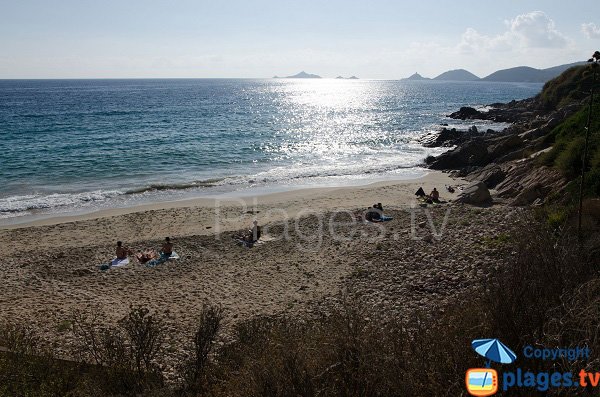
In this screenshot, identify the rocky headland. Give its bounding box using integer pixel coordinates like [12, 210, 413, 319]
[423, 63, 598, 206]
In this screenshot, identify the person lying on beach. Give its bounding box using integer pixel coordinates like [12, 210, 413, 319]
[136, 249, 157, 264]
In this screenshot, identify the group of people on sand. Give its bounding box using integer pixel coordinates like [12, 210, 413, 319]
[415, 186, 441, 204]
[113, 237, 174, 265]
[107, 219, 263, 269]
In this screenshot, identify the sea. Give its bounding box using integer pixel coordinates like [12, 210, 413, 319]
[0, 78, 543, 224]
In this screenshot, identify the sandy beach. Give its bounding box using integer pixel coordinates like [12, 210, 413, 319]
[0, 171, 522, 372]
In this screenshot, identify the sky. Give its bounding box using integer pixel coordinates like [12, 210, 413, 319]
[0, 0, 599, 79]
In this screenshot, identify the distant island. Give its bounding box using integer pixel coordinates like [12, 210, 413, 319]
[433, 69, 479, 81]
[402, 61, 585, 83]
[335, 76, 359, 80]
[402, 72, 430, 81]
[273, 71, 321, 79]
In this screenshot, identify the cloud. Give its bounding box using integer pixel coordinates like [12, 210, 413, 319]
[581, 22, 600, 38]
[458, 11, 568, 53]
[508, 11, 568, 48]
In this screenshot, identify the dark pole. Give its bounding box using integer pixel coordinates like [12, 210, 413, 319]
[578, 54, 599, 238]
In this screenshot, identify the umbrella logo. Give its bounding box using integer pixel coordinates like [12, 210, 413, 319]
[466, 339, 517, 396]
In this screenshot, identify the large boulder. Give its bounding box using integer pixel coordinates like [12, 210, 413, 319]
[456, 181, 492, 205]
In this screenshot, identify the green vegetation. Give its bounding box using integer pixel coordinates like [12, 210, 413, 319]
[538, 65, 595, 110]
[545, 207, 570, 230]
[481, 233, 511, 247]
[536, 61, 600, 197]
[538, 102, 600, 195]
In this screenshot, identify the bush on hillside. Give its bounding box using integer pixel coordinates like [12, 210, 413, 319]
[539, 65, 595, 110]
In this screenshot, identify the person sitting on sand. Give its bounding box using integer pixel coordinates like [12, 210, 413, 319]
[249, 220, 261, 242]
[116, 241, 131, 260]
[415, 187, 426, 197]
[429, 188, 440, 203]
[161, 237, 173, 258]
[235, 221, 261, 244]
[366, 205, 382, 222]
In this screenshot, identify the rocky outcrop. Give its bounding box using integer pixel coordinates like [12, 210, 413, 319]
[420, 128, 467, 147]
[448, 98, 541, 124]
[426, 138, 489, 170]
[425, 87, 577, 206]
[465, 164, 506, 189]
[456, 181, 492, 205]
[495, 160, 567, 206]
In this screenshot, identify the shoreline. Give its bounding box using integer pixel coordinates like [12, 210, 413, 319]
[1, 171, 461, 231]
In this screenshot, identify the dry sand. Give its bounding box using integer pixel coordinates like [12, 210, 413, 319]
[0, 172, 521, 369]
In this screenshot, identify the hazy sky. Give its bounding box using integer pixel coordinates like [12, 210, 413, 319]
[1, 0, 599, 79]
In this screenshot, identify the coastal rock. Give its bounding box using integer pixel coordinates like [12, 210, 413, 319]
[466, 164, 506, 189]
[426, 138, 488, 170]
[456, 181, 492, 205]
[494, 160, 567, 206]
[448, 106, 482, 120]
[421, 128, 468, 147]
[495, 148, 526, 164]
[487, 135, 524, 161]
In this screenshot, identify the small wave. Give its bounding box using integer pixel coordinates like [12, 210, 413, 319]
[123, 178, 229, 195]
[0, 190, 124, 214]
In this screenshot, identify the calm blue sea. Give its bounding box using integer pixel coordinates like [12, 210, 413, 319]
[0, 78, 542, 223]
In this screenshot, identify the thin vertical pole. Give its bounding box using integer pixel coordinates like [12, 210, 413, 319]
[579, 67, 596, 238]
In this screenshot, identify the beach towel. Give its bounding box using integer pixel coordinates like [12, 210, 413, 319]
[366, 215, 393, 223]
[146, 251, 179, 267]
[111, 257, 129, 267]
[99, 257, 129, 271]
[373, 216, 393, 222]
[235, 238, 256, 248]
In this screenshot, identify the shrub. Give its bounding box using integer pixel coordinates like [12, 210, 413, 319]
[71, 306, 166, 394]
[555, 136, 586, 177]
[180, 305, 224, 394]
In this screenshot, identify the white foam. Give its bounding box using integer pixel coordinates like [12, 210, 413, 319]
[0, 190, 123, 217]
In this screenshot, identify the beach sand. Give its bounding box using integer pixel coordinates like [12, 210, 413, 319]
[0, 171, 521, 372]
